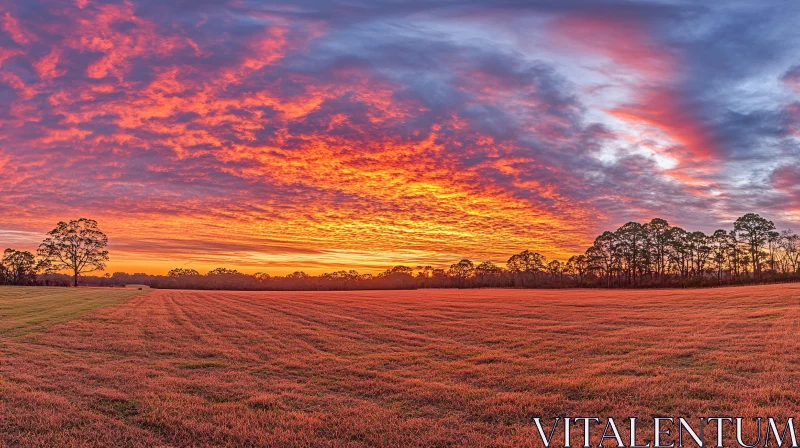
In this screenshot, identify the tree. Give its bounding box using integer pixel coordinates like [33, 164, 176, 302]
[566, 255, 589, 283]
[1, 249, 38, 285]
[448, 259, 474, 278]
[710, 229, 731, 282]
[389, 266, 414, 276]
[734, 213, 776, 279]
[646, 218, 672, 280]
[767, 230, 782, 273]
[208, 267, 241, 276]
[506, 250, 547, 274]
[416, 265, 434, 278]
[546, 260, 563, 280]
[587, 231, 619, 287]
[668, 227, 690, 278]
[778, 231, 800, 274]
[688, 231, 711, 277]
[474, 261, 502, 277]
[727, 230, 743, 279]
[38, 218, 109, 287]
[168, 268, 200, 277]
[616, 222, 645, 285]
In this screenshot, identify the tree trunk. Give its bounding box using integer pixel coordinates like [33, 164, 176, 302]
[73, 271, 78, 287]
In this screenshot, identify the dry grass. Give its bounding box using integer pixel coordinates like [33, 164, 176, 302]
[2, 285, 800, 446]
[0, 286, 143, 337]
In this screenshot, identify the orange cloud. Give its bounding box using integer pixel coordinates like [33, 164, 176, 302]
[1, 1, 771, 275]
[34, 49, 65, 80]
[2, 11, 31, 45]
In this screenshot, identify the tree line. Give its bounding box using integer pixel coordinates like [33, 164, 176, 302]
[3, 214, 800, 290]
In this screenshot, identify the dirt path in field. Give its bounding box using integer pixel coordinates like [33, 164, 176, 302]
[3, 285, 800, 447]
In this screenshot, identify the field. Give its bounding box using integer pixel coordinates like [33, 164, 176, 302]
[2, 285, 800, 447]
[0, 287, 143, 338]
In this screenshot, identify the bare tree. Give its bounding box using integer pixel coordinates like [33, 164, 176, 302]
[37, 218, 109, 287]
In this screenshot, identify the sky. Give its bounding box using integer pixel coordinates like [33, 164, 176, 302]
[1, 0, 799, 275]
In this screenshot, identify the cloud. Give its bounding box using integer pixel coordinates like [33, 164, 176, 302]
[785, 66, 800, 93]
[1, 0, 799, 273]
[772, 165, 800, 193]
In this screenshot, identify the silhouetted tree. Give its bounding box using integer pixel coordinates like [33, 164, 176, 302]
[546, 259, 563, 281]
[710, 229, 731, 282]
[734, 213, 775, 279]
[689, 231, 711, 277]
[617, 222, 645, 285]
[25, 212, 800, 291]
[778, 231, 800, 274]
[506, 250, 546, 274]
[208, 267, 241, 276]
[668, 227, 690, 278]
[168, 268, 200, 277]
[388, 266, 414, 276]
[647, 218, 672, 280]
[587, 231, 618, 287]
[37, 218, 109, 287]
[767, 230, 781, 273]
[566, 255, 589, 283]
[416, 265, 434, 278]
[474, 261, 502, 276]
[448, 259, 474, 278]
[1, 249, 38, 285]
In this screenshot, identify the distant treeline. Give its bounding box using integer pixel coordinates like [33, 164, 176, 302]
[4, 213, 800, 290]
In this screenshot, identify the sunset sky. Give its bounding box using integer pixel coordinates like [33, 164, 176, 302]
[1, 0, 799, 275]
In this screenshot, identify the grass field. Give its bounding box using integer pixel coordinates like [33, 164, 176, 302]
[2, 285, 800, 446]
[0, 287, 143, 337]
